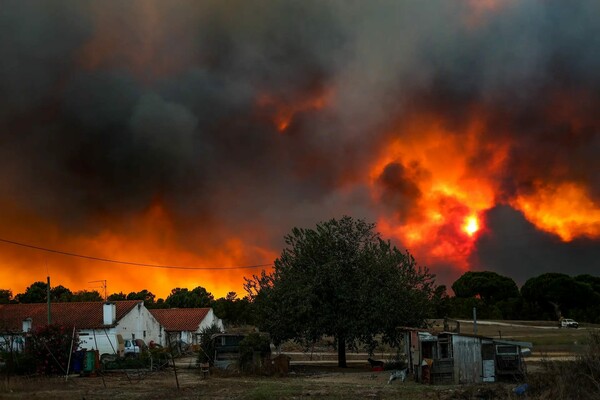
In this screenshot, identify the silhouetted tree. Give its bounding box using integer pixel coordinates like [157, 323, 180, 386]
[246, 216, 435, 368]
[50, 285, 73, 302]
[165, 286, 214, 308]
[15, 281, 48, 303]
[0, 289, 12, 304]
[71, 290, 103, 302]
[107, 292, 127, 301]
[521, 273, 599, 321]
[127, 289, 156, 304]
[213, 292, 254, 326]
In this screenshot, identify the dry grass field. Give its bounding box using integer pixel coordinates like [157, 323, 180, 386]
[0, 366, 521, 400]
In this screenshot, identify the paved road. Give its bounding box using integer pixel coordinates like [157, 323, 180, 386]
[456, 320, 566, 330]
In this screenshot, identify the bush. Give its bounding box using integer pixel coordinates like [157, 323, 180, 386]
[239, 333, 271, 373]
[26, 324, 79, 375]
[529, 331, 600, 399]
[196, 323, 224, 366]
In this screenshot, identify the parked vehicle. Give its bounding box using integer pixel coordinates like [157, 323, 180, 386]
[124, 339, 141, 356]
[560, 318, 579, 328]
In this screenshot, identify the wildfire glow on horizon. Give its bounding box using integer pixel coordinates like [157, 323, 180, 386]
[0, 1, 599, 300]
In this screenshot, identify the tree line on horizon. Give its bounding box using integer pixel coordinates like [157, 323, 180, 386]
[2, 271, 600, 325]
[2, 271, 598, 325]
[0, 282, 251, 326]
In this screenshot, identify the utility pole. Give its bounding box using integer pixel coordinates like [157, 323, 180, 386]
[89, 280, 107, 301]
[47, 276, 51, 324]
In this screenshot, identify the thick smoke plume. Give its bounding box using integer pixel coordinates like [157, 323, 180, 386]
[0, 1, 598, 296]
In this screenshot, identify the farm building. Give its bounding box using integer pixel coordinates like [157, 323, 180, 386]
[149, 307, 224, 349]
[0, 300, 162, 356]
[400, 328, 531, 384]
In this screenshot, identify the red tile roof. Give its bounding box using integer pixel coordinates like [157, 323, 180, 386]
[149, 308, 210, 332]
[0, 301, 140, 332]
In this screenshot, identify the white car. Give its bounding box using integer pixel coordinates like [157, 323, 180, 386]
[560, 318, 579, 329]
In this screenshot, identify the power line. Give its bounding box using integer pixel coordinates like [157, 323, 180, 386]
[0, 238, 273, 271]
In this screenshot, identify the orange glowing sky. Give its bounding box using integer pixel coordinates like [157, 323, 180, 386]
[1, 1, 599, 300]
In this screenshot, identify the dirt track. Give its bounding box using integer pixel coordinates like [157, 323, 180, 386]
[1, 366, 521, 400]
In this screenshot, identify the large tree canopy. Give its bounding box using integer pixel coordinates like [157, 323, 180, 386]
[452, 271, 519, 303]
[521, 273, 600, 321]
[245, 216, 435, 367]
[165, 286, 214, 308]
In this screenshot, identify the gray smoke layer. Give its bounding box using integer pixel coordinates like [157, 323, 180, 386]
[1, 1, 598, 279]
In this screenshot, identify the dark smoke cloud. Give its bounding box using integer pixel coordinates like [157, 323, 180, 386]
[471, 205, 600, 285]
[0, 1, 598, 278]
[377, 161, 429, 222]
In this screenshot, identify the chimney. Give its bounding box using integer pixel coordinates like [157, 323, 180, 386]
[103, 302, 116, 325]
[22, 318, 32, 333]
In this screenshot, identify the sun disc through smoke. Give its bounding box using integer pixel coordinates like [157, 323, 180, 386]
[463, 215, 480, 236]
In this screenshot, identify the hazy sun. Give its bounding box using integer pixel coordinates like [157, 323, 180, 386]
[463, 215, 480, 236]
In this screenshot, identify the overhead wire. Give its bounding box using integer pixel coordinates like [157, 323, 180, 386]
[0, 238, 273, 270]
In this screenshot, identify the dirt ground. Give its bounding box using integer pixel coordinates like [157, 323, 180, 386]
[2, 320, 596, 399]
[0, 365, 522, 400]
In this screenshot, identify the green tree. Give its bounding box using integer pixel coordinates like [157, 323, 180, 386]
[521, 273, 599, 321]
[15, 281, 48, 303]
[165, 286, 214, 308]
[50, 285, 73, 302]
[245, 216, 435, 367]
[451, 271, 521, 319]
[431, 285, 451, 318]
[0, 289, 12, 304]
[452, 271, 519, 303]
[71, 290, 103, 302]
[213, 292, 254, 326]
[108, 292, 127, 301]
[127, 289, 156, 305]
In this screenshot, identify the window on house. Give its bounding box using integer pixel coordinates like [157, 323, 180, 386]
[132, 333, 135, 340]
[143, 331, 146, 338]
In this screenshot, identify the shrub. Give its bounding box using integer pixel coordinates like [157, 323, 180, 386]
[196, 323, 224, 366]
[530, 331, 600, 398]
[239, 333, 271, 373]
[25, 324, 79, 375]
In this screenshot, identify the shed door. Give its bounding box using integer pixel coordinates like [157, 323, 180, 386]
[481, 343, 495, 382]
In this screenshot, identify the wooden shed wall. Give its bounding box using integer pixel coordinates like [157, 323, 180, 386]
[452, 336, 482, 384]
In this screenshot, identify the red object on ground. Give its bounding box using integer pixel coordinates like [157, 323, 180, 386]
[372, 366, 384, 372]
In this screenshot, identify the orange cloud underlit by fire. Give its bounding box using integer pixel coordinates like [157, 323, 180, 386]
[513, 182, 600, 241]
[370, 112, 497, 269]
[370, 107, 599, 270]
[0, 201, 277, 300]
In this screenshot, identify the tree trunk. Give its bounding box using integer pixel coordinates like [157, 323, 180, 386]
[337, 335, 347, 368]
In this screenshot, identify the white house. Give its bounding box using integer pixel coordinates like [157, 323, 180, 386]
[149, 307, 224, 347]
[0, 300, 162, 356]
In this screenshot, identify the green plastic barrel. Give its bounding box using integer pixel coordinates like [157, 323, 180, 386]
[83, 350, 97, 373]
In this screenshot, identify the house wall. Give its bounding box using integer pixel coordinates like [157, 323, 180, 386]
[452, 335, 483, 384]
[190, 308, 224, 345]
[78, 302, 162, 354]
[117, 302, 162, 346]
[197, 309, 224, 332]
